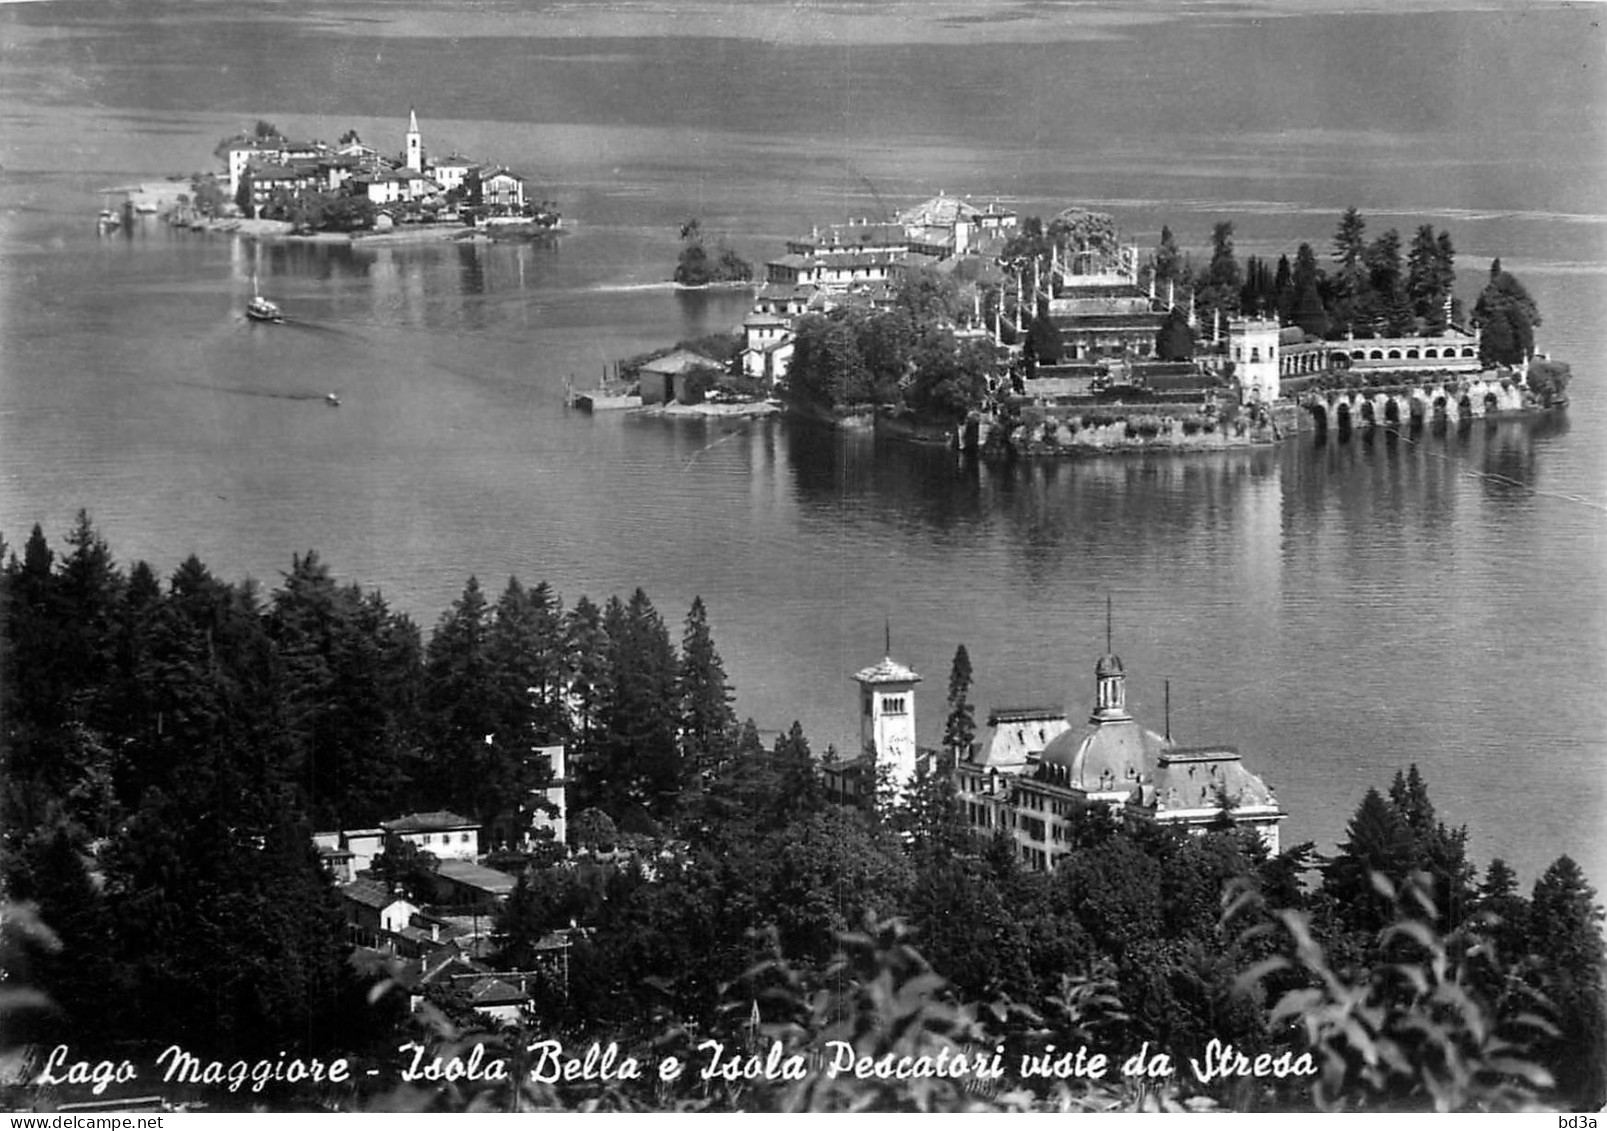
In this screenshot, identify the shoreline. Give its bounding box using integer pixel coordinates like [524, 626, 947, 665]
[167, 216, 566, 247]
[635, 400, 782, 419]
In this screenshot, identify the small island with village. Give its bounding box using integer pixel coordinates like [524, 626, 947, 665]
[110, 109, 559, 244]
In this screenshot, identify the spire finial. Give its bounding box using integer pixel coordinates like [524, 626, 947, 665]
[1105, 594, 1112, 654]
[885, 616, 892, 658]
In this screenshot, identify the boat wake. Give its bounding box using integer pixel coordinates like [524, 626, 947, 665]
[175, 380, 341, 404]
[588, 281, 681, 293]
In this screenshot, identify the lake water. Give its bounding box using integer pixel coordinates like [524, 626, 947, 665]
[1, 0, 1603, 887]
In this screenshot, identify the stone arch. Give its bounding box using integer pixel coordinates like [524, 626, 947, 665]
[1336, 400, 1353, 435]
[1425, 348, 1439, 359]
[1484, 391, 1499, 414]
[1459, 394, 1474, 418]
[1360, 399, 1377, 426]
[1462, 347, 1476, 358]
[1351, 350, 1365, 361]
[1369, 349, 1384, 360]
[1308, 402, 1329, 435]
[1432, 394, 1448, 420]
[1387, 349, 1402, 360]
[1406, 348, 1419, 359]
[1384, 397, 1401, 424]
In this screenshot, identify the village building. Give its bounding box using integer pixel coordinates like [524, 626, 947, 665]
[431, 859, 519, 908]
[637, 349, 726, 405]
[338, 878, 421, 949]
[478, 168, 527, 214]
[379, 810, 483, 859]
[430, 154, 480, 196]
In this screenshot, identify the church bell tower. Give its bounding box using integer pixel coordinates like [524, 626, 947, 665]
[405, 108, 423, 173]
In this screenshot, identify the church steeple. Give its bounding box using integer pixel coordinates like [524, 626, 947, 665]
[405, 107, 423, 173]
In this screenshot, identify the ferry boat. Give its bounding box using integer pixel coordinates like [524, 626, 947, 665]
[246, 275, 283, 323]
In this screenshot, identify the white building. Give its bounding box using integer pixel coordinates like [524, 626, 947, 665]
[1229, 316, 1281, 404]
[379, 811, 482, 860]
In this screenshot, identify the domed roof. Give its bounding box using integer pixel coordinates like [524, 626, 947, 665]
[1038, 716, 1166, 794]
[1095, 652, 1124, 678]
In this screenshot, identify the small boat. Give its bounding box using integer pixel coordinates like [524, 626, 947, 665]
[246, 274, 283, 323]
[325, 392, 341, 407]
[246, 295, 283, 322]
[96, 209, 120, 234]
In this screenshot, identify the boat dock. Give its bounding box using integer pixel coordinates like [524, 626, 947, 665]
[565, 375, 641, 412]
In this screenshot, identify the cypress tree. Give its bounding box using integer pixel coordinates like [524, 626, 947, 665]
[942, 644, 975, 762]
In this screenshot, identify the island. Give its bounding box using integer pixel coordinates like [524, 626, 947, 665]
[130, 111, 559, 242]
[596, 196, 1568, 454]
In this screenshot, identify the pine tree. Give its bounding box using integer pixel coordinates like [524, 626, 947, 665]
[1196, 221, 1243, 322]
[419, 575, 550, 841]
[1529, 855, 1607, 1108]
[1321, 787, 1413, 933]
[678, 596, 736, 779]
[1407, 224, 1443, 320]
[1331, 207, 1368, 290]
[1382, 765, 1475, 927]
[772, 720, 823, 821]
[563, 596, 610, 769]
[488, 578, 567, 745]
[595, 590, 682, 819]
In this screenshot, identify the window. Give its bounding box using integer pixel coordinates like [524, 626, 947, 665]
[422, 834, 432, 845]
[883, 696, 906, 716]
[461, 833, 471, 843]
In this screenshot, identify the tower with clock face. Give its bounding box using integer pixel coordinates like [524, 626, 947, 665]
[853, 653, 922, 796]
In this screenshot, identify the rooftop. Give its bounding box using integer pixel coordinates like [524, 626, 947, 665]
[381, 811, 479, 834]
[896, 194, 982, 228]
[639, 349, 723, 376]
[852, 655, 921, 686]
[340, 878, 413, 910]
[437, 859, 519, 897]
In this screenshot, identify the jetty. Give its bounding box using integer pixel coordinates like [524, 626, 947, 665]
[565, 375, 640, 412]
